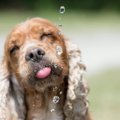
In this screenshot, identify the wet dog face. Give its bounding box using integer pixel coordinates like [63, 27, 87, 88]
[4, 18, 69, 91]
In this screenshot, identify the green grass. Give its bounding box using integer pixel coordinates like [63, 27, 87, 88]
[87, 68, 120, 120]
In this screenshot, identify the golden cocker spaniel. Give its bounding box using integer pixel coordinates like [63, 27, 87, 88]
[0, 18, 91, 120]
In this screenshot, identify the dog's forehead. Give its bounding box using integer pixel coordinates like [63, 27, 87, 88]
[10, 19, 59, 39]
[5, 31, 23, 50]
[6, 18, 64, 51]
[22, 39, 40, 50]
[28, 23, 59, 36]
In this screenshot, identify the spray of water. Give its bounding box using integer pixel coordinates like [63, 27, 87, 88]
[58, 4, 65, 29]
[59, 6, 65, 14]
[53, 96, 60, 104]
[50, 108, 55, 112]
[56, 45, 63, 56]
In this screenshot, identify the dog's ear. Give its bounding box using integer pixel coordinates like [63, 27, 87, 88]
[0, 60, 26, 120]
[64, 40, 91, 120]
[0, 60, 14, 119]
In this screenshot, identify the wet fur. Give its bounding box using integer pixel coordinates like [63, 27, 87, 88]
[0, 18, 92, 120]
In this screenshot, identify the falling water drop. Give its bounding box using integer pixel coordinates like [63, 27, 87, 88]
[58, 24, 62, 27]
[50, 108, 55, 112]
[59, 91, 63, 95]
[53, 86, 58, 91]
[59, 17, 62, 21]
[59, 6, 65, 14]
[58, 31, 61, 35]
[53, 96, 60, 104]
[54, 64, 58, 68]
[56, 46, 63, 56]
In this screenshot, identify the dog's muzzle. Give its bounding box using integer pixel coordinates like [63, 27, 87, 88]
[25, 48, 63, 79]
[25, 48, 45, 62]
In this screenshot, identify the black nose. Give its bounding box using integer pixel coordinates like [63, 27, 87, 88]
[25, 48, 45, 62]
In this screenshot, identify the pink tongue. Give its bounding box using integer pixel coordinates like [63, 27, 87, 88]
[36, 67, 51, 79]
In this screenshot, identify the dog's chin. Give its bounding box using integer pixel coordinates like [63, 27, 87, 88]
[27, 61, 63, 91]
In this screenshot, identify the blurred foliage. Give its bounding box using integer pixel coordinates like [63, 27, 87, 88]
[87, 68, 120, 120]
[0, 0, 120, 11]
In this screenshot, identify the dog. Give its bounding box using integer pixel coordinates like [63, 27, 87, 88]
[0, 18, 91, 120]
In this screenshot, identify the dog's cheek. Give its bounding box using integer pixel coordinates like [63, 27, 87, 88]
[18, 64, 29, 79]
[9, 55, 19, 74]
[18, 55, 31, 79]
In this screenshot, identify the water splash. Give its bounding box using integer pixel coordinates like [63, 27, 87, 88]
[56, 46, 63, 56]
[58, 24, 62, 27]
[54, 64, 58, 68]
[50, 108, 55, 112]
[59, 6, 65, 14]
[53, 96, 60, 104]
[58, 5, 66, 32]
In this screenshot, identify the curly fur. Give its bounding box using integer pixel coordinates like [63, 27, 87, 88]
[0, 61, 26, 120]
[64, 40, 91, 120]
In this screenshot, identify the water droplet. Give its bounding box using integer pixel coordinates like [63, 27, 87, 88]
[68, 105, 73, 110]
[54, 64, 58, 68]
[59, 91, 63, 94]
[58, 24, 62, 27]
[50, 108, 55, 112]
[53, 96, 60, 104]
[59, 6, 65, 14]
[53, 86, 58, 91]
[59, 17, 62, 21]
[58, 31, 61, 35]
[56, 46, 63, 56]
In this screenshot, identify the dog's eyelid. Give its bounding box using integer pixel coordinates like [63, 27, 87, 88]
[40, 33, 53, 40]
[9, 45, 19, 54]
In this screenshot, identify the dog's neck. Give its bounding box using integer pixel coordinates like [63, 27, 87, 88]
[25, 84, 66, 120]
[11, 74, 67, 120]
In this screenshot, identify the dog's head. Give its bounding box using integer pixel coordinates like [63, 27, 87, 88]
[4, 18, 69, 91]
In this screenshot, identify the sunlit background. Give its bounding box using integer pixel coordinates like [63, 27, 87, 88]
[0, 0, 120, 120]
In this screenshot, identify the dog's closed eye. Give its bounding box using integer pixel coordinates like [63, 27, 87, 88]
[40, 33, 53, 39]
[9, 45, 19, 55]
[40, 33, 55, 44]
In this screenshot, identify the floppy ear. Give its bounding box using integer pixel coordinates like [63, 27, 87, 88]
[0, 59, 26, 120]
[0, 60, 15, 119]
[64, 40, 91, 120]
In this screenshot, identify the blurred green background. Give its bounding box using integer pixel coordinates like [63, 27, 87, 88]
[0, 1, 120, 120]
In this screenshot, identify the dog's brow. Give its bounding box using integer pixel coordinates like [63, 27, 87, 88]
[24, 41, 38, 49]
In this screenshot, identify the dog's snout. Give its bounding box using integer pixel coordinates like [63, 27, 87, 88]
[25, 48, 45, 62]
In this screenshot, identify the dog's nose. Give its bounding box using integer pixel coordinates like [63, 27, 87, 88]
[25, 48, 45, 62]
